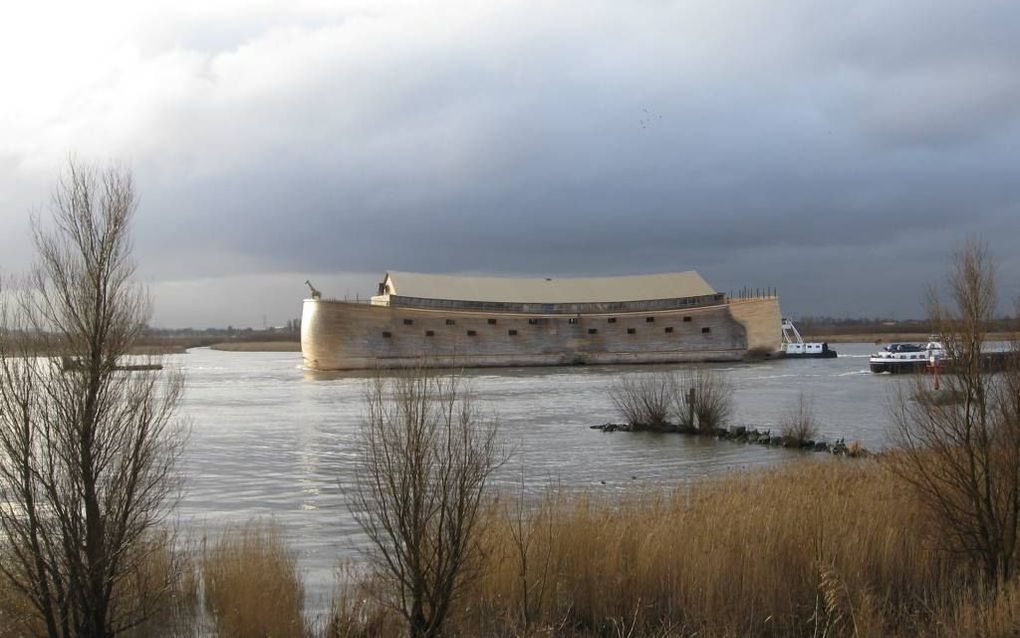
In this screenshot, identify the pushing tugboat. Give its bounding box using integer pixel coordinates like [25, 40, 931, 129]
[780, 318, 837, 358]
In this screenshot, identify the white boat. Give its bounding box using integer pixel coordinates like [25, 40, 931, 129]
[868, 338, 944, 373]
[780, 318, 837, 358]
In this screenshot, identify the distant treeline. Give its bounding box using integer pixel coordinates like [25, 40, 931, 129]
[796, 316, 1016, 336]
[139, 323, 301, 350]
[2, 322, 302, 356]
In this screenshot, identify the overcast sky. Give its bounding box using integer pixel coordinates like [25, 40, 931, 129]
[2, 0, 1019, 327]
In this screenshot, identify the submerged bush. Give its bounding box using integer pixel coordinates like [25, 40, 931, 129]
[608, 373, 675, 429]
[672, 367, 733, 431]
[781, 393, 820, 445]
[609, 369, 733, 432]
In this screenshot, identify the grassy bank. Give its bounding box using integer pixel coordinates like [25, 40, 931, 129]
[209, 340, 302, 352]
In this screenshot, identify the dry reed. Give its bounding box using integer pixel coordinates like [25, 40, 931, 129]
[457, 459, 967, 637]
[931, 578, 1020, 637]
[203, 521, 306, 638]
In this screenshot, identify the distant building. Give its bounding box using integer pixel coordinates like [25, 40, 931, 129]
[301, 271, 781, 370]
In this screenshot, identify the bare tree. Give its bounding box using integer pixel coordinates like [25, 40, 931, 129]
[503, 465, 556, 633]
[890, 239, 1020, 584]
[0, 160, 186, 637]
[348, 367, 504, 638]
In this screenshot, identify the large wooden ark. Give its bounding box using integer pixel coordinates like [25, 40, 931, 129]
[301, 271, 782, 370]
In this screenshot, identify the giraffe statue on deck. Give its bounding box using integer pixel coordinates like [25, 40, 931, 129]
[304, 280, 322, 300]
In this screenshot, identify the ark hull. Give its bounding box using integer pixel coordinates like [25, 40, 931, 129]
[300, 297, 781, 371]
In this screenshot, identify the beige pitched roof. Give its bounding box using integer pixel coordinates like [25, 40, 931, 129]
[383, 271, 717, 304]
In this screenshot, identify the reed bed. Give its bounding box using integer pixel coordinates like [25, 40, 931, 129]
[7, 463, 1020, 637]
[202, 521, 307, 638]
[452, 459, 985, 637]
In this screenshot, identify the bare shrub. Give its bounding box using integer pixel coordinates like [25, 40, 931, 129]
[503, 467, 557, 633]
[782, 393, 819, 445]
[202, 521, 305, 638]
[890, 239, 1020, 583]
[608, 372, 675, 428]
[0, 160, 186, 637]
[347, 368, 504, 638]
[672, 367, 733, 431]
[0, 529, 195, 638]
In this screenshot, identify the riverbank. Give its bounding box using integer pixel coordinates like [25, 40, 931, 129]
[22, 458, 1006, 637]
[209, 341, 301, 352]
[323, 458, 1017, 637]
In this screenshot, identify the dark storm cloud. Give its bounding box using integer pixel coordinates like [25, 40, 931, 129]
[4, 0, 1020, 325]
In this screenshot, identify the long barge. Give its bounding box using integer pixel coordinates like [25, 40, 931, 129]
[300, 271, 782, 371]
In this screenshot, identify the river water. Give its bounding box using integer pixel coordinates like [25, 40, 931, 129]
[175, 342, 908, 609]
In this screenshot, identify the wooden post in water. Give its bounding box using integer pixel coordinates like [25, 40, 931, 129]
[688, 387, 696, 429]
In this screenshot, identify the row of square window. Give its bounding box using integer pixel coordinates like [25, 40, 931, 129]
[401, 316, 693, 327]
[382, 326, 712, 338]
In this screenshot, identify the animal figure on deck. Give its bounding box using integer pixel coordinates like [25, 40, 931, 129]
[304, 280, 322, 300]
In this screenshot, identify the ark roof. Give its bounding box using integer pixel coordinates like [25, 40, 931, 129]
[382, 271, 717, 304]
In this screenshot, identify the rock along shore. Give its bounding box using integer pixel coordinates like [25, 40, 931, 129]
[589, 423, 868, 457]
